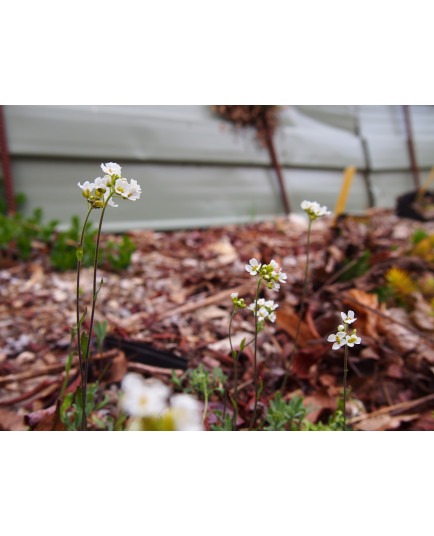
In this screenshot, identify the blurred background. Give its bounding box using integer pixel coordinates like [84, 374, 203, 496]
[1, 104, 433, 231]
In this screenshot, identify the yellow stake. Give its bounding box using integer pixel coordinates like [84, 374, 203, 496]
[415, 166, 434, 202]
[334, 166, 357, 223]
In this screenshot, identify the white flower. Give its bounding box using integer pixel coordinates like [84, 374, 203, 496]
[258, 260, 287, 291]
[127, 178, 142, 201]
[120, 373, 170, 418]
[269, 260, 279, 271]
[101, 162, 122, 177]
[249, 299, 278, 323]
[245, 258, 261, 276]
[170, 394, 204, 431]
[94, 176, 110, 189]
[301, 200, 315, 211]
[327, 332, 347, 350]
[278, 270, 287, 284]
[77, 180, 94, 198]
[301, 200, 330, 221]
[231, 292, 246, 309]
[268, 311, 277, 323]
[264, 300, 278, 310]
[346, 331, 362, 347]
[341, 310, 357, 324]
[114, 178, 131, 198]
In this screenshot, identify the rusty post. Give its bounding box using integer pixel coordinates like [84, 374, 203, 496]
[0, 105, 16, 215]
[402, 105, 420, 190]
[263, 119, 291, 215]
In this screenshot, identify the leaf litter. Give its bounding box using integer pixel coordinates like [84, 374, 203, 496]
[1, 208, 434, 431]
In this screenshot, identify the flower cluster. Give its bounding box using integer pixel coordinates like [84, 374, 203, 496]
[327, 310, 362, 350]
[245, 258, 287, 291]
[120, 373, 203, 431]
[248, 298, 278, 323]
[231, 292, 246, 309]
[233, 258, 286, 325]
[78, 162, 141, 208]
[301, 200, 330, 221]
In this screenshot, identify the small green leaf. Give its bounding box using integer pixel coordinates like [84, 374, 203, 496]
[80, 331, 89, 359]
[94, 278, 104, 302]
[96, 394, 110, 411]
[76, 245, 84, 261]
[78, 308, 87, 329]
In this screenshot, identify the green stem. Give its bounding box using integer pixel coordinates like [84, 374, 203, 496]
[76, 205, 93, 430]
[228, 309, 238, 430]
[202, 377, 209, 424]
[343, 326, 348, 431]
[249, 278, 262, 430]
[280, 219, 312, 392]
[81, 203, 108, 431]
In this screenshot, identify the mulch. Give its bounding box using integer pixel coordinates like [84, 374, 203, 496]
[1, 208, 434, 430]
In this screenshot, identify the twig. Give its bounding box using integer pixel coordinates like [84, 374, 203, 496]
[343, 294, 434, 346]
[127, 362, 185, 377]
[0, 378, 60, 406]
[348, 393, 434, 425]
[157, 283, 251, 320]
[0, 349, 118, 386]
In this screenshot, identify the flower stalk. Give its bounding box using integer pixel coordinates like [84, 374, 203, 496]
[75, 163, 141, 430]
[280, 201, 330, 393]
[327, 310, 362, 431]
[230, 259, 287, 430]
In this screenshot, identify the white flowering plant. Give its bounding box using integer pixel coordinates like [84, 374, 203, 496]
[280, 200, 330, 392]
[228, 258, 287, 429]
[327, 310, 362, 430]
[171, 363, 227, 425]
[74, 162, 141, 430]
[120, 373, 203, 431]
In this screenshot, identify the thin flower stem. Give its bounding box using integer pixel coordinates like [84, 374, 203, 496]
[202, 377, 208, 423]
[81, 203, 108, 430]
[76, 205, 92, 430]
[249, 278, 262, 430]
[343, 326, 349, 431]
[228, 309, 238, 430]
[280, 219, 312, 392]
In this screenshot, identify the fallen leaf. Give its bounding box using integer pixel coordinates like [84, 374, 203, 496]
[276, 308, 322, 348]
[354, 413, 418, 431]
[0, 407, 28, 431]
[25, 401, 65, 431]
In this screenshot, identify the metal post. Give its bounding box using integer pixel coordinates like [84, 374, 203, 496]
[0, 105, 16, 214]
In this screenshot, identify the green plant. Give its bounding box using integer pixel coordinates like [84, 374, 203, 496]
[280, 201, 331, 392]
[264, 392, 314, 431]
[60, 382, 111, 431]
[94, 320, 108, 354]
[104, 235, 136, 270]
[210, 412, 233, 431]
[172, 364, 227, 423]
[338, 250, 371, 282]
[327, 310, 362, 430]
[75, 162, 142, 430]
[0, 207, 58, 261]
[50, 216, 97, 271]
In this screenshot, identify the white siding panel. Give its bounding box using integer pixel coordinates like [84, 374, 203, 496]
[3, 105, 432, 231]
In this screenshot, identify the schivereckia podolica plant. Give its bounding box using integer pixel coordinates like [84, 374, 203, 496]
[74, 162, 142, 431]
[70, 179, 357, 431]
[327, 310, 362, 431]
[229, 259, 287, 429]
[71, 162, 204, 432]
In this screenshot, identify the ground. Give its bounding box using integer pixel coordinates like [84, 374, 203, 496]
[1, 208, 434, 431]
